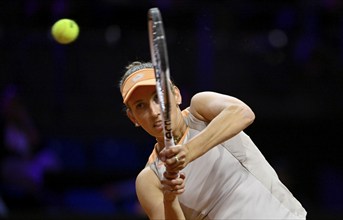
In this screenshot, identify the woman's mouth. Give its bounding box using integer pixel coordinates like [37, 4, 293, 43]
[154, 120, 163, 129]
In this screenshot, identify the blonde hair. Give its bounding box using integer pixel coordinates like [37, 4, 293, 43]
[118, 61, 176, 105]
[119, 61, 153, 89]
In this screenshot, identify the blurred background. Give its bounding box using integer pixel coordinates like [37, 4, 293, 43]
[0, 0, 342, 219]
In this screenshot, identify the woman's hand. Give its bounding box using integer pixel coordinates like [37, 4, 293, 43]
[160, 145, 190, 174]
[161, 172, 186, 202]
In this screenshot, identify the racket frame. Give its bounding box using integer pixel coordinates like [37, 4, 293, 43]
[148, 7, 175, 149]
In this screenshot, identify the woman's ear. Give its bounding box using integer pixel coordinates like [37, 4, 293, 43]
[173, 86, 182, 105]
[126, 109, 140, 127]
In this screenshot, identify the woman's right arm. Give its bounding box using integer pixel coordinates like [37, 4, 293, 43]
[136, 167, 185, 220]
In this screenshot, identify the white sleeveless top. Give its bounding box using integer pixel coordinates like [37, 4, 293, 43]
[150, 108, 307, 219]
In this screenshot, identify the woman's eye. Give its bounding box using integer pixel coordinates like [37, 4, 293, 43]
[136, 103, 144, 109]
[153, 94, 159, 104]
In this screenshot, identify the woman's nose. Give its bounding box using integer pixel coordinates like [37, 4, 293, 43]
[150, 101, 160, 116]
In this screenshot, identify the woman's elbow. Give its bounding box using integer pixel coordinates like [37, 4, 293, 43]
[244, 106, 255, 126]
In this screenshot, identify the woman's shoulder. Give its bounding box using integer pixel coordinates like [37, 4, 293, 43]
[136, 166, 155, 184]
[136, 166, 161, 192]
[137, 166, 152, 179]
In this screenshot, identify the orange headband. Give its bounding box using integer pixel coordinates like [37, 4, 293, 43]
[121, 68, 156, 104]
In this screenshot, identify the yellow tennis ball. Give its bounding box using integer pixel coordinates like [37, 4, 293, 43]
[51, 18, 79, 44]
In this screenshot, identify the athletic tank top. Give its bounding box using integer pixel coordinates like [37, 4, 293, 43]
[150, 108, 307, 219]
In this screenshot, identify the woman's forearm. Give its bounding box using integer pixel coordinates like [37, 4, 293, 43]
[164, 198, 185, 220]
[186, 104, 254, 162]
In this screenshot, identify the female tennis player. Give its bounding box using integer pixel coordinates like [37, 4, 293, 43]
[119, 61, 307, 219]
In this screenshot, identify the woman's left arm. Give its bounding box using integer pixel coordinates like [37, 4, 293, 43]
[186, 91, 255, 161]
[160, 91, 255, 170]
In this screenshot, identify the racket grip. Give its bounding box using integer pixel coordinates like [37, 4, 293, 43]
[164, 170, 179, 180]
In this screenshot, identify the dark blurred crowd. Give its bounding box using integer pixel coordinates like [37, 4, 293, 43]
[0, 84, 61, 218]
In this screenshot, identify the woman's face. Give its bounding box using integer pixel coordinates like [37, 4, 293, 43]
[126, 86, 164, 139]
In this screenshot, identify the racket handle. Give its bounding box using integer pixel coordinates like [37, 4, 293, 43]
[164, 171, 179, 180]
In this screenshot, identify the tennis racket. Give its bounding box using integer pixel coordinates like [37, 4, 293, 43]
[148, 7, 175, 149]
